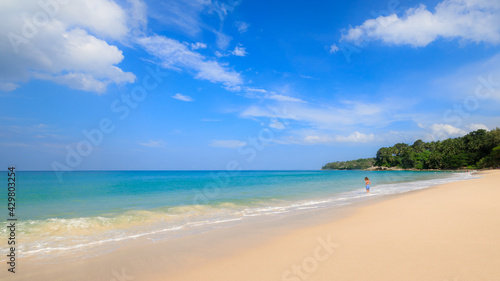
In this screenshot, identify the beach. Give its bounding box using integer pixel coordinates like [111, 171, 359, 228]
[4, 1, 500, 281]
[164, 170, 500, 281]
[6, 170, 500, 281]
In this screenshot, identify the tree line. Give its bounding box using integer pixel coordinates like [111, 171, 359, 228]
[323, 128, 500, 170]
[376, 128, 500, 169]
[322, 158, 375, 170]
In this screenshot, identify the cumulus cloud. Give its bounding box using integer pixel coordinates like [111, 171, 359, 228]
[329, 44, 339, 53]
[231, 46, 247, 56]
[138, 35, 243, 87]
[215, 45, 248, 57]
[423, 123, 467, 141]
[210, 139, 247, 148]
[190, 42, 207, 50]
[466, 123, 488, 131]
[172, 93, 194, 102]
[0, 0, 139, 92]
[341, 0, 500, 47]
[419, 123, 491, 142]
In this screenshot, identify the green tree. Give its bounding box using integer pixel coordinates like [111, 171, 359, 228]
[492, 145, 500, 167]
[323, 128, 500, 170]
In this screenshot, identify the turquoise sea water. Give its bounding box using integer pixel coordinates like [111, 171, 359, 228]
[0, 170, 475, 259]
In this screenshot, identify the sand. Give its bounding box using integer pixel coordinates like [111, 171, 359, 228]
[166, 170, 500, 281]
[7, 170, 500, 281]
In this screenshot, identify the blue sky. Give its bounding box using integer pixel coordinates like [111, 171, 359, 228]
[1, 0, 500, 171]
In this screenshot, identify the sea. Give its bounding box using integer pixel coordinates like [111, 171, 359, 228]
[0, 170, 477, 260]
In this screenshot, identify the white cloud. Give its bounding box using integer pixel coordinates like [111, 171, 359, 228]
[214, 51, 227, 58]
[245, 87, 268, 93]
[265, 94, 306, 103]
[424, 123, 467, 141]
[210, 139, 247, 148]
[241, 87, 306, 103]
[148, 0, 211, 36]
[211, 1, 244, 50]
[172, 93, 194, 102]
[234, 21, 250, 34]
[303, 135, 323, 143]
[190, 42, 207, 50]
[329, 44, 339, 53]
[128, 0, 148, 34]
[334, 131, 375, 143]
[299, 75, 317, 80]
[341, 0, 500, 47]
[466, 123, 488, 131]
[0, 82, 19, 92]
[148, 0, 240, 50]
[287, 131, 375, 145]
[215, 45, 248, 57]
[0, 0, 139, 93]
[240, 99, 387, 130]
[140, 140, 166, 148]
[224, 85, 242, 92]
[138, 35, 243, 87]
[231, 46, 247, 56]
[210, 1, 242, 23]
[302, 132, 374, 144]
[238, 96, 410, 146]
[215, 30, 232, 50]
[269, 120, 285, 130]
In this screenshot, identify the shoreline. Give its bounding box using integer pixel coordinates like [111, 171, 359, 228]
[7, 171, 500, 280]
[4, 170, 471, 262]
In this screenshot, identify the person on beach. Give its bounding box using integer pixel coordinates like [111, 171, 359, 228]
[365, 177, 371, 193]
